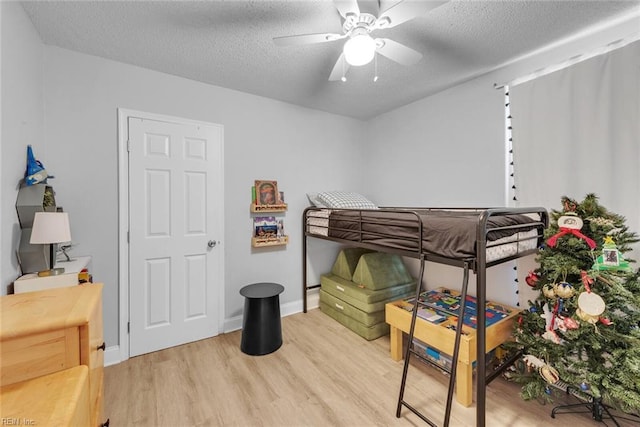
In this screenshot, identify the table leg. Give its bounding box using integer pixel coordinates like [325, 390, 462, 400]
[456, 359, 473, 407]
[390, 325, 403, 361]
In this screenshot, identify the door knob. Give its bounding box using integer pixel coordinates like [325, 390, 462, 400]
[208, 240, 217, 248]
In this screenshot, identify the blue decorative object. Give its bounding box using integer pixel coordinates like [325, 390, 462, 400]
[24, 145, 48, 186]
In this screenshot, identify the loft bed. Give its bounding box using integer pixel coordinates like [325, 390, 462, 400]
[302, 205, 549, 427]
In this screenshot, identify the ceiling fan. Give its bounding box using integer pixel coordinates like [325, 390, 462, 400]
[273, 0, 448, 81]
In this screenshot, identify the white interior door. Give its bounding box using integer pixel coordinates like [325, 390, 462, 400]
[128, 116, 223, 357]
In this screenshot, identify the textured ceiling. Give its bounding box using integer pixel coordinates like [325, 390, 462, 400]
[21, 0, 640, 120]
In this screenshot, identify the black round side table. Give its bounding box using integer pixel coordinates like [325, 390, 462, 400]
[239, 282, 284, 356]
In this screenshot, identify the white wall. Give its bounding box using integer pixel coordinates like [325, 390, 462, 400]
[41, 46, 365, 348]
[0, 2, 44, 294]
[362, 11, 640, 306]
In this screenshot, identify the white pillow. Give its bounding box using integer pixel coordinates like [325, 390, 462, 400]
[306, 193, 327, 207]
[317, 191, 378, 209]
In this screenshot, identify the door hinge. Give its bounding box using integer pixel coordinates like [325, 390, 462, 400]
[126, 140, 131, 152]
[127, 322, 130, 334]
[127, 231, 130, 243]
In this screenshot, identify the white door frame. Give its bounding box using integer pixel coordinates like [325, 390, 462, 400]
[117, 108, 225, 362]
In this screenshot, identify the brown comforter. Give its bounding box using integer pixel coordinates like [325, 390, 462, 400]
[326, 209, 539, 259]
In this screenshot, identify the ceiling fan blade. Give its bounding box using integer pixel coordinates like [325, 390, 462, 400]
[333, 0, 360, 19]
[376, 0, 448, 28]
[273, 33, 345, 46]
[376, 38, 422, 66]
[329, 53, 350, 81]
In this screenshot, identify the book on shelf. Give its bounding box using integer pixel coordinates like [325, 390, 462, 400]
[253, 216, 278, 238]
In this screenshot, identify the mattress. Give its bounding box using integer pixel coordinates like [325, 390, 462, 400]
[321, 275, 414, 313]
[306, 208, 331, 236]
[320, 273, 416, 304]
[306, 208, 542, 262]
[319, 290, 385, 326]
[320, 301, 390, 341]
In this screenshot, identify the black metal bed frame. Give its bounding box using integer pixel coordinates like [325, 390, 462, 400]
[302, 205, 549, 427]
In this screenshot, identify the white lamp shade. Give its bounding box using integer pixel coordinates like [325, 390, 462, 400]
[30, 212, 72, 244]
[343, 34, 376, 66]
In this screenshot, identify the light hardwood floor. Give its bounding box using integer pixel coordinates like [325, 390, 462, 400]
[105, 308, 633, 426]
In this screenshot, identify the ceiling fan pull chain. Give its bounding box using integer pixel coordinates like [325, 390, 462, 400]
[341, 56, 347, 82]
[374, 52, 379, 82]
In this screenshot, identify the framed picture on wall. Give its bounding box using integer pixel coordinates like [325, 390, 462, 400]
[255, 180, 279, 206]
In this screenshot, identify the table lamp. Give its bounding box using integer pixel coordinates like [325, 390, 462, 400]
[30, 212, 71, 276]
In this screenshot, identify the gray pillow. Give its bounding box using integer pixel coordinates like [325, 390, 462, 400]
[317, 191, 377, 209]
[306, 192, 327, 207]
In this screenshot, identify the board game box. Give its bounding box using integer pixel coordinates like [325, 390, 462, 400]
[404, 288, 512, 329]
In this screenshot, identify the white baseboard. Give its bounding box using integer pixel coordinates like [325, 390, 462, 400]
[224, 290, 320, 333]
[104, 345, 121, 367]
[306, 287, 320, 310]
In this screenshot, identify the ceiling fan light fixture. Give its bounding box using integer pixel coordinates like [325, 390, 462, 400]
[343, 33, 376, 66]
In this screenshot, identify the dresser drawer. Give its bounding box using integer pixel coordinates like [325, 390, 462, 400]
[0, 365, 90, 426]
[0, 327, 80, 386]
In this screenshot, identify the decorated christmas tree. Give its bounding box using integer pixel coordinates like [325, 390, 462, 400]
[512, 194, 640, 414]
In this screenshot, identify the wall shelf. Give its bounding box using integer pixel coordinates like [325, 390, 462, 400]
[252, 236, 289, 248]
[250, 182, 287, 247]
[250, 203, 288, 213]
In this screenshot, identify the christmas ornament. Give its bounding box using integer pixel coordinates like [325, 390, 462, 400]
[592, 236, 631, 272]
[576, 308, 599, 324]
[580, 382, 589, 391]
[543, 285, 556, 299]
[525, 271, 540, 287]
[543, 329, 563, 344]
[546, 212, 596, 249]
[563, 317, 579, 330]
[599, 317, 613, 326]
[577, 291, 605, 317]
[523, 354, 561, 384]
[554, 282, 575, 299]
[541, 303, 554, 330]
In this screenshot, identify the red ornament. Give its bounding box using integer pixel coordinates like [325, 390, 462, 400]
[599, 317, 613, 326]
[563, 317, 579, 329]
[525, 271, 540, 287]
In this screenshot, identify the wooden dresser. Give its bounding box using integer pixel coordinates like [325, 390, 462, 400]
[0, 284, 105, 426]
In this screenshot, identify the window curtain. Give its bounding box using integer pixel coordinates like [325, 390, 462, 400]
[509, 40, 640, 305]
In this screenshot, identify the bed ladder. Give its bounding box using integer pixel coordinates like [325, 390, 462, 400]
[395, 257, 471, 427]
